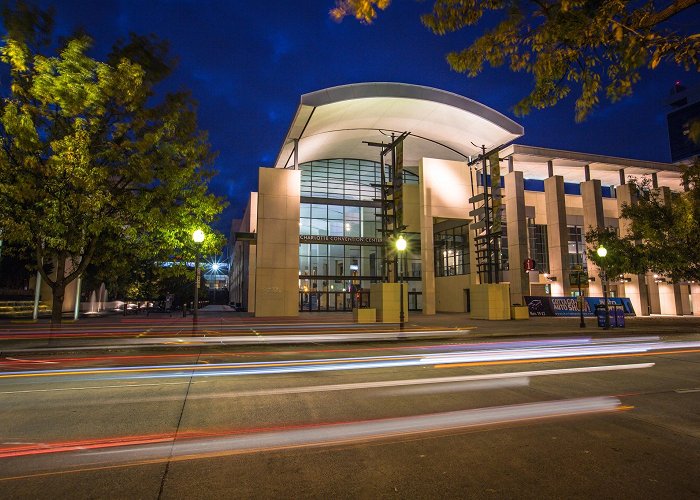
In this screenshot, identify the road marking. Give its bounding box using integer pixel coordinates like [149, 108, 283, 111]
[674, 388, 700, 394]
[0, 381, 204, 394]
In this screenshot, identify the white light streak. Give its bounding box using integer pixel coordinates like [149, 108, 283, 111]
[0, 397, 623, 477]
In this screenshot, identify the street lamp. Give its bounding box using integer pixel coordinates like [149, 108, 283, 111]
[395, 235, 407, 329]
[192, 229, 205, 320]
[597, 245, 610, 330]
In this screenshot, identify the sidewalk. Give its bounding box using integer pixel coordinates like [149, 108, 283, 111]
[407, 312, 700, 336]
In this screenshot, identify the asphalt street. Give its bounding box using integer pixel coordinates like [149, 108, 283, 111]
[0, 316, 698, 498]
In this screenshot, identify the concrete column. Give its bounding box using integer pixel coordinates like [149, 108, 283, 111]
[418, 158, 472, 315]
[419, 195, 436, 315]
[504, 171, 529, 305]
[544, 175, 570, 295]
[254, 168, 301, 317]
[581, 179, 604, 297]
[680, 284, 692, 314]
[547, 160, 554, 178]
[583, 165, 590, 181]
[691, 284, 700, 316]
[616, 183, 650, 316]
[657, 186, 684, 315]
[659, 280, 684, 315]
[647, 273, 662, 314]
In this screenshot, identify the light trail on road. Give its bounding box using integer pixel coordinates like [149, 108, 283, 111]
[0, 396, 626, 479]
[0, 336, 655, 369]
[1, 332, 694, 485]
[0, 337, 695, 381]
[0, 363, 654, 399]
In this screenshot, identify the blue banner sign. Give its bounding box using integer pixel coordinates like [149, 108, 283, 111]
[524, 296, 636, 317]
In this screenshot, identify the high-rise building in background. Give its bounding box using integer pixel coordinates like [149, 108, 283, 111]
[667, 81, 700, 163]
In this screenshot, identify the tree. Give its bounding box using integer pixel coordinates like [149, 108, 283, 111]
[0, 4, 226, 324]
[584, 226, 646, 280]
[585, 160, 700, 282]
[331, 0, 700, 121]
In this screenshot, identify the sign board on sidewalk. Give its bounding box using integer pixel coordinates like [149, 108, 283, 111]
[524, 296, 636, 317]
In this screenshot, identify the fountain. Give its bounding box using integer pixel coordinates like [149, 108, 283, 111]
[89, 290, 97, 313]
[98, 283, 106, 311]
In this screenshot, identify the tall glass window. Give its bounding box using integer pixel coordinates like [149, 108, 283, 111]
[527, 218, 549, 274]
[301, 159, 385, 201]
[434, 223, 470, 277]
[300, 203, 381, 239]
[567, 225, 587, 269]
[298, 159, 422, 310]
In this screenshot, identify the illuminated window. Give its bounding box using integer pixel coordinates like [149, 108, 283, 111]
[434, 222, 470, 277]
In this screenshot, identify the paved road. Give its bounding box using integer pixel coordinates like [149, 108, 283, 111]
[0, 324, 698, 498]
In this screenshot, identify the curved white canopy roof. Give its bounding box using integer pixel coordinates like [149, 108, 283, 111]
[274, 82, 524, 168]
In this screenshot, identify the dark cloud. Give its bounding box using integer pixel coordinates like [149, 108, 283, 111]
[22, 1, 700, 233]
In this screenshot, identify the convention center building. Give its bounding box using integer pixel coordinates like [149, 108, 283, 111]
[229, 82, 698, 318]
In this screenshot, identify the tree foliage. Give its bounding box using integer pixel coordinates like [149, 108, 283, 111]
[0, 3, 226, 323]
[584, 226, 646, 280]
[586, 160, 700, 282]
[331, 0, 700, 121]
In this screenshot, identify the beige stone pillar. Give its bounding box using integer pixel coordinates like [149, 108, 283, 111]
[504, 171, 529, 305]
[544, 175, 570, 295]
[691, 284, 700, 316]
[418, 158, 472, 315]
[647, 273, 661, 314]
[254, 168, 300, 317]
[419, 186, 436, 315]
[679, 284, 692, 314]
[616, 183, 650, 316]
[581, 179, 604, 297]
[658, 187, 684, 315]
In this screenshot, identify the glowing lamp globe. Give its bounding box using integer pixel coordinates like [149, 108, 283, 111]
[192, 229, 205, 243]
[396, 235, 407, 252]
[596, 246, 607, 258]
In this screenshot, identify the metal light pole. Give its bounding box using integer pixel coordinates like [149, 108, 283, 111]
[192, 229, 205, 320]
[396, 235, 407, 329]
[597, 245, 610, 330]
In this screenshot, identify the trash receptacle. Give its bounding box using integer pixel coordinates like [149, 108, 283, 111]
[614, 305, 625, 328]
[595, 304, 607, 328]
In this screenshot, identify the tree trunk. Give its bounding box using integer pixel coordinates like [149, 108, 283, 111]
[51, 285, 64, 325]
[50, 256, 67, 326]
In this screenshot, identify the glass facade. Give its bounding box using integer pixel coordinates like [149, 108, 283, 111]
[298, 159, 421, 311]
[434, 223, 470, 277]
[300, 203, 380, 238]
[527, 218, 550, 274]
[567, 225, 587, 269]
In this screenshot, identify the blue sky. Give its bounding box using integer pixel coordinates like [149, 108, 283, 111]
[28, 1, 700, 230]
